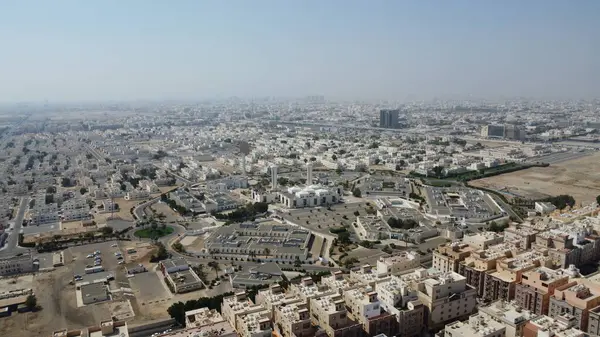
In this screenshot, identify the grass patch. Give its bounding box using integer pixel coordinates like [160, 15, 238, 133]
[134, 226, 174, 238]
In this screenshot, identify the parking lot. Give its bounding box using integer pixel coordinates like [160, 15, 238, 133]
[69, 241, 125, 281]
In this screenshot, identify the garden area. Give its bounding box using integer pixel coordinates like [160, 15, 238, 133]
[134, 225, 174, 239]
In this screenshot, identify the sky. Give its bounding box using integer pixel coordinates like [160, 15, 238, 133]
[1, 0, 599, 102]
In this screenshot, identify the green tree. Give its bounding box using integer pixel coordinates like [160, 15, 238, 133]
[294, 257, 302, 268]
[337, 231, 351, 245]
[352, 188, 362, 198]
[25, 294, 38, 311]
[172, 242, 185, 253]
[264, 248, 271, 258]
[80, 187, 88, 195]
[596, 195, 600, 205]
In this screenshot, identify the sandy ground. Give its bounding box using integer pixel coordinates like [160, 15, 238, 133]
[470, 152, 600, 205]
[149, 202, 183, 222]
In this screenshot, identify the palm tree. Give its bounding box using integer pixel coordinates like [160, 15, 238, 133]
[208, 261, 219, 278]
[264, 248, 271, 259]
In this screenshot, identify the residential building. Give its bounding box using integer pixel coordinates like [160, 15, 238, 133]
[548, 280, 600, 332]
[321, 271, 361, 295]
[415, 271, 478, 329]
[376, 251, 421, 276]
[343, 287, 398, 337]
[236, 308, 272, 337]
[309, 294, 363, 337]
[222, 292, 265, 330]
[442, 313, 506, 337]
[478, 300, 536, 337]
[457, 243, 516, 300]
[522, 314, 585, 337]
[462, 232, 504, 250]
[273, 301, 323, 337]
[349, 264, 391, 287]
[375, 275, 425, 337]
[432, 242, 474, 273]
[289, 277, 336, 309]
[514, 267, 570, 316]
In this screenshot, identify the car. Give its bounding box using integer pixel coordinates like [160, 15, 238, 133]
[114, 252, 121, 256]
[111, 244, 117, 247]
[118, 261, 124, 265]
[86, 254, 94, 258]
[85, 264, 92, 268]
[94, 262, 101, 266]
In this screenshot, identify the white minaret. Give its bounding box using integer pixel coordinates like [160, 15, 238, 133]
[306, 163, 313, 185]
[271, 165, 278, 190]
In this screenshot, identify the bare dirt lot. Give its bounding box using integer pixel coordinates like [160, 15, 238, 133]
[470, 152, 600, 204]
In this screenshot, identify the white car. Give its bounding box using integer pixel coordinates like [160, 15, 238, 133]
[111, 244, 118, 247]
[118, 260, 124, 265]
[86, 254, 94, 258]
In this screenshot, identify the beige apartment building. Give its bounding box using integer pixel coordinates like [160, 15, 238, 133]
[442, 313, 506, 337]
[256, 284, 304, 319]
[376, 251, 421, 276]
[457, 243, 516, 300]
[184, 308, 238, 337]
[375, 275, 425, 337]
[349, 264, 391, 287]
[415, 271, 477, 330]
[432, 242, 473, 273]
[486, 250, 552, 302]
[503, 225, 538, 250]
[236, 309, 272, 337]
[309, 294, 363, 337]
[478, 300, 536, 337]
[289, 277, 336, 310]
[274, 301, 325, 337]
[462, 232, 504, 250]
[343, 287, 398, 337]
[222, 291, 266, 330]
[514, 267, 570, 316]
[321, 271, 361, 295]
[548, 280, 600, 332]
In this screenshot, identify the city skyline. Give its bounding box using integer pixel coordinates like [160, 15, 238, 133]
[1, 0, 599, 102]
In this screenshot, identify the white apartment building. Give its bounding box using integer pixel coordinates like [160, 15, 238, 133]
[61, 198, 87, 210]
[273, 301, 313, 337]
[375, 275, 425, 337]
[222, 292, 265, 330]
[376, 251, 421, 276]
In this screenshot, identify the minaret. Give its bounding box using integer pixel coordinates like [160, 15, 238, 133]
[271, 165, 278, 190]
[306, 163, 313, 185]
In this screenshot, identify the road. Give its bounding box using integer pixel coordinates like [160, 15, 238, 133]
[152, 163, 194, 185]
[0, 197, 29, 257]
[491, 194, 523, 223]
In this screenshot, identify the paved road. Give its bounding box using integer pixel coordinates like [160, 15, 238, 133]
[0, 197, 29, 257]
[491, 194, 523, 223]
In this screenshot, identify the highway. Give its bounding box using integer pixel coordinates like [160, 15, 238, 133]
[0, 197, 29, 257]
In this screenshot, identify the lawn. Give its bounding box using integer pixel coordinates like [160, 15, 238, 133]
[134, 226, 175, 238]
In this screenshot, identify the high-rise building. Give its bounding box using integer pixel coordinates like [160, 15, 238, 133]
[514, 267, 570, 315]
[481, 124, 505, 138]
[380, 109, 399, 129]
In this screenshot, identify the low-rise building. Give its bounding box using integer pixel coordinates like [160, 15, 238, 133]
[349, 264, 391, 287]
[523, 314, 585, 337]
[274, 301, 323, 337]
[376, 275, 425, 337]
[376, 251, 421, 276]
[343, 287, 398, 337]
[0, 253, 35, 276]
[236, 308, 272, 337]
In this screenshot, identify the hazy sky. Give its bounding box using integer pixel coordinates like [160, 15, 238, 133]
[1, 1, 599, 102]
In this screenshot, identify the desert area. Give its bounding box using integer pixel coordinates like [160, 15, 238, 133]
[470, 151, 600, 205]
